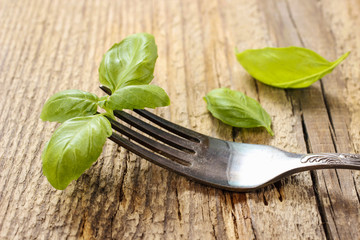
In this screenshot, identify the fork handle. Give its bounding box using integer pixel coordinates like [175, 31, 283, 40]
[299, 153, 360, 170]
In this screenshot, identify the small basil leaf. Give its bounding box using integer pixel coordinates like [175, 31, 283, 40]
[204, 88, 273, 135]
[236, 46, 349, 88]
[42, 115, 112, 190]
[40, 90, 99, 123]
[99, 33, 158, 92]
[106, 85, 170, 110]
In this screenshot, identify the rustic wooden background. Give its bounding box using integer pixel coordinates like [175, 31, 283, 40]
[1, 0, 360, 239]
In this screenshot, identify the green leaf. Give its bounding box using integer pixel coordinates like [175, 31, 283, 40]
[40, 90, 99, 123]
[204, 88, 273, 135]
[106, 85, 170, 110]
[235, 46, 349, 88]
[42, 115, 112, 190]
[99, 33, 158, 92]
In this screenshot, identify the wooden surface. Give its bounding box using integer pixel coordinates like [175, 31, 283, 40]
[1, 0, 360, 239]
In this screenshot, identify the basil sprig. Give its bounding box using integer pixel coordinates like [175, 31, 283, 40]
[41, 33, 170, 190]
[204, 88, 273, 135]
[236, 46, 349, 88]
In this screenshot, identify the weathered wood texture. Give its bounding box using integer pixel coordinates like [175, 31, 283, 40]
[0, 0, 359, 239]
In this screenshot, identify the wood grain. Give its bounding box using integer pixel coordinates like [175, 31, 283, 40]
[0, 0, 359, 239]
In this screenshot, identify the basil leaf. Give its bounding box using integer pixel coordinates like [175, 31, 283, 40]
[40, 90, 99, 123]
[236, 46, 349, 88]
[99, 33, 158, 92]
[204, 88, 273, 135]
[106, 85, 170, 110]
[42, 115, 112, 190]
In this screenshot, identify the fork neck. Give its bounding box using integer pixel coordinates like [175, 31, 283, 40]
[299, 153, 360, 170]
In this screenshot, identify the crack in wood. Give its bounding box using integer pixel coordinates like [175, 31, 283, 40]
[300, 105, 311, 154]
[229, 195, 240, 240]
[310, 171, 332, 240]
[253, 79, 260, 102]
[273, 181, 284, 202]
[206, 193, 218, 240]
[215, 190, 227, 239]
[351, 173, 360, 204]
[284, 0, 305, 46]
[78, 214, 86, 238]
[320, 81, 338, 142]
[231, 127, 239, 142]
[119, 155, 128, 203]
[231, 210, 239, 239]
[175, 187, 182, 221]
[323, 175, 341, 239]
[163, 172, 178, 237]
[258, 190, 268, 206]
[334, 170, 343, 193]
[249, 216, 258, 240]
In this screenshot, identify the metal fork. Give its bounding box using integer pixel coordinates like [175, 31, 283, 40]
[100, 86, 360, 192]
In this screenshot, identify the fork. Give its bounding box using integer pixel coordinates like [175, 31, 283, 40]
[100, 86, 360, 191]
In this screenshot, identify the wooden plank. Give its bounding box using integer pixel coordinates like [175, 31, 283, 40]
[259, 0, 360, 239]
[221, 1, 326, 239]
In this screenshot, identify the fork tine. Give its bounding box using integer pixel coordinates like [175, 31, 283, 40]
[134, 109, 203, 142]
[114, 110, 196, 153]
[99, 85, 203, 142]
[100, 85, 112, 95]
[108, 117, 192, 166]
[109, 133, 188, 171]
